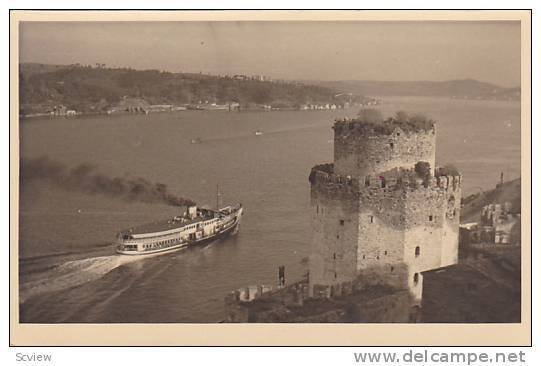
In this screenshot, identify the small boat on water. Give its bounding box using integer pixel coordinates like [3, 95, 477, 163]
[254, 130, 263, 136]
[190, 137, 202, 144]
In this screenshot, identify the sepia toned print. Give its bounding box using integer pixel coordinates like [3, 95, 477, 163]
[10, 10, 531, 346]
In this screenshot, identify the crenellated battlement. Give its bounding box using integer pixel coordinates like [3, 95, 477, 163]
[309, 163, 461, 195]
[309, 163, 358, 187]
[333, 116, 435, 137]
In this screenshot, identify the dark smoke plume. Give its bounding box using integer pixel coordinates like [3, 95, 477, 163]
[20, 156, 196, 207]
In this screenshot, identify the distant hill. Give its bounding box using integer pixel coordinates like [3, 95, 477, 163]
[19, 63, 371, 116]
[310, 79, 520, 101]
[461, 178, 521, 223]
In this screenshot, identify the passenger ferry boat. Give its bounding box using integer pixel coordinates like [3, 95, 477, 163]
[116, 204, 243, 255]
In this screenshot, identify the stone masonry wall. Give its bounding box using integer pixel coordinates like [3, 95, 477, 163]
[355, 177, 461, 301]
[310, 171, 360, 294]
[356, 185, 407, 290]
[334, 125, 436, 180]
[309, 163, 462, 301]
[402, 188, 447, 300]
[440, 184, 461, 266]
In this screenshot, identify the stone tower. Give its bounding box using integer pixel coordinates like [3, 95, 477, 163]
[308, 115, 461, 301]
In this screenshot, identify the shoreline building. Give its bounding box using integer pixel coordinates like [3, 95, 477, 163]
[460, 202, 521, 245]
[308, 115, 462, 302]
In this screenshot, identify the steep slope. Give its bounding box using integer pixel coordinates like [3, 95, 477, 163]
[461, 178, 521, 223]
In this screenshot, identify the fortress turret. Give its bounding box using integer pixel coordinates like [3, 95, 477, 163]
[309, 113, 461, 303]
[333, 116, 436, 179]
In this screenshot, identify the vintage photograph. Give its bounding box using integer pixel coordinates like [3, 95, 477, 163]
[13, 13, 528, 333]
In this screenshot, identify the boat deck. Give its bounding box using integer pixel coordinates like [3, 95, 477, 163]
[119, 206, 240, 237]
[122, 216, 206, 236]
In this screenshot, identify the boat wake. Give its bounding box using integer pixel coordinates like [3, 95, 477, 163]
[19, 254, 148, 304]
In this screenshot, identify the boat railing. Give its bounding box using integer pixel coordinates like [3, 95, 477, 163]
[121, 233, 184, 245]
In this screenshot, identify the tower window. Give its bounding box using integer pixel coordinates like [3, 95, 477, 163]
[384, 250, 388, 255]
[316, 205, 319, 214]
[390, 142, 394, 149]
[415, 246, 420, 257]
[333, 253, 336, 260]
[334, 272, 337, 279]
[339, 219, 344, 226]
[429, 215, 433, 222]
[390, 266, 394, 272]
[413, 273, 420, 286]
[336, 235, 340, 239]
[370, 215, 374, 223]
[362, 255, 366, 259]
[365, 177, 370, 187]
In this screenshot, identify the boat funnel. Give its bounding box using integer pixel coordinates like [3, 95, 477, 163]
[187, 206, 197, 219]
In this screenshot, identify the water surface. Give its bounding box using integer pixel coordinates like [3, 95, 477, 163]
[19, 97, 521, 322]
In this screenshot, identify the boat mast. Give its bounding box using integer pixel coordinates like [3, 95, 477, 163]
[216, 184, 220, 210]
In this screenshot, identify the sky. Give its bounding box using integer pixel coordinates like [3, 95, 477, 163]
[19, 21, 521, 87]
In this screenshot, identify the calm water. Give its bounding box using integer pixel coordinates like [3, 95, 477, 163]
[18, 96, 521, 323]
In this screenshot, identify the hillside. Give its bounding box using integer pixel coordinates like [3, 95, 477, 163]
[310, 79, 520, 101]
[19, 63, 371, 116]
[461, 178, 521, 223]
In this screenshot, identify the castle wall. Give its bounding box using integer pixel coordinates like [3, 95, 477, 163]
[225, 282, 413, 323]
[426, 174, 462, 267]
[403, 224, 441, 301]
[441, 187, 461, 266]
[352, 177, 461, 301]
[403, 189, 446, 267]
[309, 169, 462, 300]
[334, 126, 436, 179]
[441, 220, 459, 266]
[356, 186, 407, 290]
[402, 179, 461, 300]
[310, 175, 360, 293]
